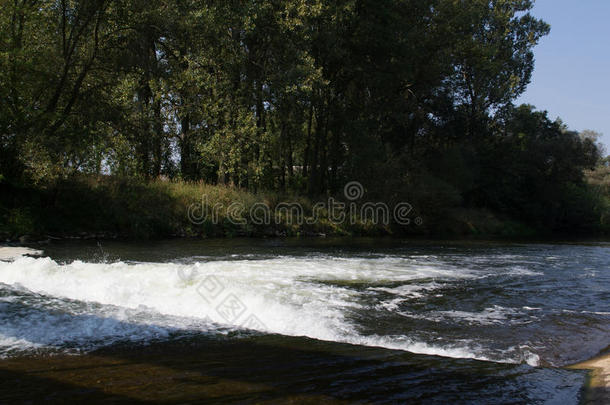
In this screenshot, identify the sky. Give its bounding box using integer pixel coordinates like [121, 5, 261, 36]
[515, 0, 610, 154]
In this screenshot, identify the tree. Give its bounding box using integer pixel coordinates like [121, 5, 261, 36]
[438, 0, 550, 138]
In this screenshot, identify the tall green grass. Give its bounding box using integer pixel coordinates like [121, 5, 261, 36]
[2, 173, 605, 240]
[0, 176, 393, 239]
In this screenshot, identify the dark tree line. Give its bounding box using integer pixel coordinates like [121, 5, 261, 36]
[1, 0, 606, 232]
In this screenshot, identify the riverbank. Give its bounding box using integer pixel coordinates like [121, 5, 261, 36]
[569, 352, 610, 404]
[2, 176, 607, 243]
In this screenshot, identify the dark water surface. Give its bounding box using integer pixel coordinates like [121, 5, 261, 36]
[0, 238, 608, 403]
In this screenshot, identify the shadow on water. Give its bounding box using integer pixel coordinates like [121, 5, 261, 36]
[0, 301, 587, 404]
[0, 368, 148, 404]
[581, 387, 610, 405]
[36, 237, 610, 265]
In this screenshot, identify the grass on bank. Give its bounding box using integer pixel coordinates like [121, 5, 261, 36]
[0, 174, 608, 241]
[0, 176, 389, 239]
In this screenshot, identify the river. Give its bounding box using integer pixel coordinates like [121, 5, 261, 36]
[0, 238, 608, 403]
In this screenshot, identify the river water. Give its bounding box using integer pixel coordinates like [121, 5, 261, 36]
[0, 239, 608, 403]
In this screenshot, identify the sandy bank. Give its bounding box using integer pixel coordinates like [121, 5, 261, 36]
[569, 353, 610, 404]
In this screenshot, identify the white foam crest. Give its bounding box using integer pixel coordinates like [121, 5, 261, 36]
[434, 306, 520, 325]
[350, 335, 499, 363]
[0, 256, 536, 364]
[504, 266, 544, 276]
[341, 334, 541, 365]
[562, 309, 610, 316]
[0, 335, 44, 357]
[0, 306, 172, 355]
[0, 256, 469, 334]
[0, 247, 43, 261]
[369, 282, 445, 299]
[395, 305, 534, 326]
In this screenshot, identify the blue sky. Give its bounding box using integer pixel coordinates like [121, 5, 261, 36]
[516, 0, 610, 154]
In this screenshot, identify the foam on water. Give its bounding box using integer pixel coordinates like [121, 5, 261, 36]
[0, 255, 542, 364]
[395, 305, 537, 326]
[0, 247, 43, 261]
[368, 282, 445, 299]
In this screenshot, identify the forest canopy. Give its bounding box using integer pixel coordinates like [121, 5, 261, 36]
[1, 0, 608, 237]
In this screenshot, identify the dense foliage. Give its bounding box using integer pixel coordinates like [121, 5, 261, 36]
[0, 0, 607, 237]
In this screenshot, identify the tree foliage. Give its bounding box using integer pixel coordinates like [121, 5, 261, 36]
[0, 0, 606, 234]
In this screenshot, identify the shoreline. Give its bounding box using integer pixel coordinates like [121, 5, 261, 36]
[568, 352, 610, 404]
[3, 233, 610, 246]
[1, 177, 607, 242]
